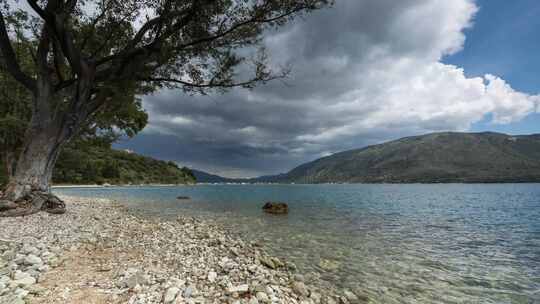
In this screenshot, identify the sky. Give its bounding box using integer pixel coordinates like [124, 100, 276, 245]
[114, 0, 540, 178]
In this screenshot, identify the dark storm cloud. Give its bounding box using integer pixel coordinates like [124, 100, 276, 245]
[116, 0, 539, 177]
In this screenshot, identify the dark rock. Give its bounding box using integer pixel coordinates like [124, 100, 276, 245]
[262, 202, 288, 214]
[177, 196, 190, 200]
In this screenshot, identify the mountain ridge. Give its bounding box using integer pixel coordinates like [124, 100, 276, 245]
[193, 132, 540, 184]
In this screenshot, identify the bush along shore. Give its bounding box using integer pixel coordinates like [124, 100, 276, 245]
[0, 196, 352, 304]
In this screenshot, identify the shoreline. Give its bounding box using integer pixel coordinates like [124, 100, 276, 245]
[51, 184, 193, 188]
[0, 195, 346, 304]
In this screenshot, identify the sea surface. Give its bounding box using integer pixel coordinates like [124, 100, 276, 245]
[55, 184, 540, 304]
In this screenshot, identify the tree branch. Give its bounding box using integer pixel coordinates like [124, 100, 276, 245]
[27, 0, 86, 76]
[177, 5, 309, 51]
[139, 74, 283, 90]
[52, 40, 64, 83]
[95, 3, 197, 68]
[0, 11, 37, 93]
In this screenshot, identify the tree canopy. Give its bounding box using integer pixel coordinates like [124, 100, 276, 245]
[0, 12, 148, 180]
[0, 0, 330, 216]
[1, 0, 330, 99]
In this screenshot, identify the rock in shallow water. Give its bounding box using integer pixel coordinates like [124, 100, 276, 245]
[291, 281, 309, 297]
[262, 202, 288, 214]
[318, 258, 340, 271]
[344, 290, 359, 301]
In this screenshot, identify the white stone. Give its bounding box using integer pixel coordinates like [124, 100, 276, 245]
[323, 297, 338, 304]
[256, 291, 269, 302]
[23, 255, 43, 266]
[0, 276, 9, 284]
[163, 287, 179, 303]
[13, 271, 30, 281]
[228, 284, 249, 293]
[123, 271, 149, 288]
[14, 287, 30, 298]
[170, 278, 186, 288]
[13, 276, 36, 287]
[13, 254, 25, 265]
[207, 271, 217, 283]
[21, 245, 39, 255]
[248, 298, 259, 304]
[37, 265, 50, 272]
[26, 285, 47, 295]
[344, 290, 358, 301]
[0, 295, 25, 304]
[183, 285, 197, 298]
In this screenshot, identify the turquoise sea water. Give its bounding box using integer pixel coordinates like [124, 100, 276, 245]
[55, 184, 540, 303]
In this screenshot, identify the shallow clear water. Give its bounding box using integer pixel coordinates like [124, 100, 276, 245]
[55, 184, 540, 303]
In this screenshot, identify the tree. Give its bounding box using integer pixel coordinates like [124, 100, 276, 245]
[101, 160, 120, 179]
[0, 22, 33, 183]
[0, 0, 330, 217]
[0, 26, 147, 188]
[0, 7, 148, 215]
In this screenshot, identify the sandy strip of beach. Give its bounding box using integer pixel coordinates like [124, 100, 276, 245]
[0, 196, 350, 304]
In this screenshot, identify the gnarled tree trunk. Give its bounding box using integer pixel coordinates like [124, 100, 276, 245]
[0, 66, 97, 217]
[0, 74, 80, 217]
[0, 120, 67, 217]
[0, 8, 102, 217]
[2, 151, 15, 180]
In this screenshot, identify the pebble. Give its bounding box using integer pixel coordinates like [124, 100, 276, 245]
[207, 271, 217, 283]
[292, 281, 309, 297]
[163, 287, 180, 303]
[256, 291, 269, 302]
[228, 284, 249, 293]
[13, 271, 30, 280]
[23, 254, 43, 266]
[0, 195, 343, 303]
[0, 295, 25, 304]
[344, 290, 358, 301]
[12, 276, 36, 287]
[183, 285, 197, 298]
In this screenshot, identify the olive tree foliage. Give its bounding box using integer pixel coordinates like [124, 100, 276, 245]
[0, 12, 147, 187]
[0, 0, 331, 216]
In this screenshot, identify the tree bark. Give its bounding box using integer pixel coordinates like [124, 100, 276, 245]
[0, 104, 68, 217]
[2, 151, 14, 180]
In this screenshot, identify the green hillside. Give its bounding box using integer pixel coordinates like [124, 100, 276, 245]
[1, 143, 196, 186]
[282, 132, 540, 183]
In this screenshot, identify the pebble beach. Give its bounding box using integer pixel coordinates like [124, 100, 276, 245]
[0, 196, 352, 304]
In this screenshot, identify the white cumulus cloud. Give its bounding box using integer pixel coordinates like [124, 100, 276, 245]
[129, 0, 539, 176]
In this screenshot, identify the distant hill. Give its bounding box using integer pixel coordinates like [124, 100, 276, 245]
[191, 169, 241, 183]
[279, 132, 540, 183]
[50, 144, 196, 185]
[191, 169, 289, 183]
[185, 132, 540, 184]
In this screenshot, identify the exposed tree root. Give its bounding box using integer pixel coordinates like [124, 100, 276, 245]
[0, 191, 66, 217]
